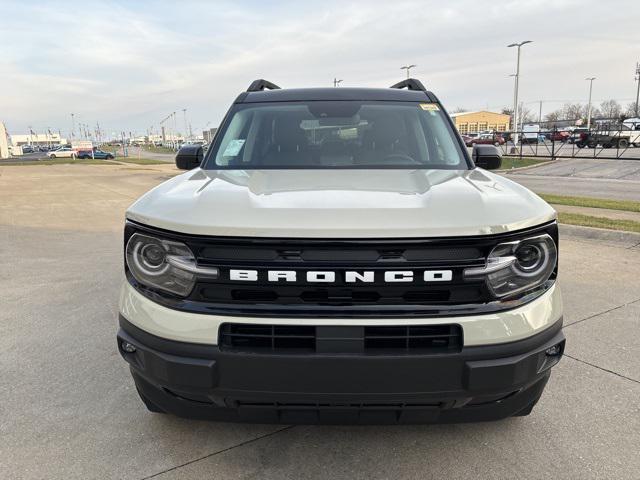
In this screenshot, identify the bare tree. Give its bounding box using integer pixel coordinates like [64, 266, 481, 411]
[451, 107, 468, 114]
[599, 99, 622, 120]
[625, 102, 639, 117]
[501, 103, 534, 126]
[561, 103, 585, 122]
[518, 103, 535, 124]
[544, 110, 562, 124]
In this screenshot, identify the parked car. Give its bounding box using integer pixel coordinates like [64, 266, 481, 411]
[76, 150, 115, 159]
[546, 131, 570, 142]
[520, 124, 541, 144]
[463, 133, 505, 147]
[47, 147, 76, 158]
[568, 128, 589, 144]
[21, 145, 34, 153]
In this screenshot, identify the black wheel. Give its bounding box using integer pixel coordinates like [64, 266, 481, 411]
[136, 387, 165, 413]
[603, 143, 613, 149]
[618, 139, 629, 149]
[50, 154, 56, 158]
[107, 154, 114, 159]
[587, 141, 597, 148]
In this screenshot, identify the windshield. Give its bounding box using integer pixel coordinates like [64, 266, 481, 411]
[203, 101, 468, 169]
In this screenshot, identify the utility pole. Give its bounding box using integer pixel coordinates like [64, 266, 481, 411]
[172, 111, 178, 148]
[182, 109, 188, 142]
[71, 113, 75, 138]
[508, 41, 532, 146]
[400, 64, 416, 79]
[333, 78, 343, 87]
[635, 62, 640, 117]
[538, 100, 543, 124]
[585, 77, 596, 129]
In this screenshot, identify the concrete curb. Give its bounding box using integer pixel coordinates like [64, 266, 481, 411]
[497, 158, 558, 174]
[559, 223, 640, 249]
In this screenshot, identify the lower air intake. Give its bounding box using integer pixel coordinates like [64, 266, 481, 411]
[219, 324, 462, 354]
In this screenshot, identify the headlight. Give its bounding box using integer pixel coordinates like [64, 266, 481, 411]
[464, 234, 557, 299]
[126, 233, 217, 297]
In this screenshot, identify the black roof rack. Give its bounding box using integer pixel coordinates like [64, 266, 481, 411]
[247, 79, 281, 92]
[389, 78, 426, 92]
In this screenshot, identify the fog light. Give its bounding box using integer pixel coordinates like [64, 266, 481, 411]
[545, 344, 562, 356]
[121, 341, 137, 353]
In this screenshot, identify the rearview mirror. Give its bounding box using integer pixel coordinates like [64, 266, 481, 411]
[175, 145, 203, 170]
[472, 144, 502, 170]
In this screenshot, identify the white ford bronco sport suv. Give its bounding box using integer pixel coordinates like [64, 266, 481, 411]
[117, 78, 564, 424]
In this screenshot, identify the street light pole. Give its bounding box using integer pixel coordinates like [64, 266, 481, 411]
[634, 62, 640, 118]
[585, 77, 596, 129]
[507, 41, 532, 146]
[400, 64, 416, 79]
[182, 109, 188, 142]
[172, 112, 178, 149]
[71, 113, 75, 138]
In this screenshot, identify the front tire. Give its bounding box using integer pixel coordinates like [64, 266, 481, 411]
[618, 139, 629, 149]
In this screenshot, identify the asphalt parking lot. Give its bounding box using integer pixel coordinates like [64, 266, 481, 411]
[1, 164, 639, 479]
[505, 158, 640, 201]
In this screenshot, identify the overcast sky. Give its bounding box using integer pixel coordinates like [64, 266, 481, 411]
[1, 0, 638, 137]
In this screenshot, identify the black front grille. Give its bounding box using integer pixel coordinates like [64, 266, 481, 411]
[219, 323, 462, 354]
[125, 220, 558, 317]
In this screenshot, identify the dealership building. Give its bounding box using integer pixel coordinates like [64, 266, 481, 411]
[449, 111, 511, 134]
[10, 132, 67, 147]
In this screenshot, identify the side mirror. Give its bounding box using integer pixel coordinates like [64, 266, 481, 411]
[175, 145, 203, 170]
[472, 144, 502, 170]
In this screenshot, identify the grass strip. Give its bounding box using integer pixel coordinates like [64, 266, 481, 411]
[0, 159, 119, 166]
[558, 212, 640, 233]
[143, 145, 176, 154]
[114, 157, 169, 165]
[500, 157, 551, 169]
[541, 194, 640, 213]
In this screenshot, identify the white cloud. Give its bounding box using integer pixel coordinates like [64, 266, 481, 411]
[1, 0, 638, 136]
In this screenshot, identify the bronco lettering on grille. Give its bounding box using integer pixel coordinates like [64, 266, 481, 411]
[229, 269, 453, 283]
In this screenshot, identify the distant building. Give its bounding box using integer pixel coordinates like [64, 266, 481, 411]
[449, 111, 511, 134]
[10, 132, 67, 147]
[203, 128, 218, 144]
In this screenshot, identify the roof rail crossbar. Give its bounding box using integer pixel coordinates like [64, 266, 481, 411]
[247, 79, 281, 92]
[389, 78, 427, 92]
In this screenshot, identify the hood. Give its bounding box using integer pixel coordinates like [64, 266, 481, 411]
[126, 168, 556, 238]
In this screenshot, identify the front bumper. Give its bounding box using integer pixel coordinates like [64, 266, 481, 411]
[117, 315, 565, 424]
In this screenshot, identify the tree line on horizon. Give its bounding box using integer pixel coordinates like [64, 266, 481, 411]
[452, 100, 639, 125]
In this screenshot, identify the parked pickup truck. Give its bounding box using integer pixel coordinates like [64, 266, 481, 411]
[117, 78, 564, 424]
[577, 118, 640, 148]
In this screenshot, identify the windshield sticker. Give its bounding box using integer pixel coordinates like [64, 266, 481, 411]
[419, 103, 440, 111]
[223, 139, 245, 156]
